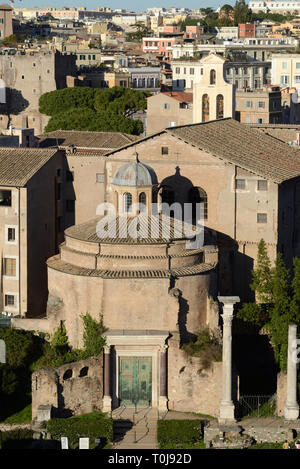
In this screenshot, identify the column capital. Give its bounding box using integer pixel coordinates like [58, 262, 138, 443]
[104, 345, 111, 354]
[160, 344, 168, 352]
[218, 296, 240, 307]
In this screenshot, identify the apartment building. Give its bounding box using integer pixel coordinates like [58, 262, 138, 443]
[0, 147, 64, 318]
[235, 87, 282, 124]
[172, 59, 271, 92]
[272, 54, 300, 89]
[142, 37, 181, 60]
[146, 91, 193, 134]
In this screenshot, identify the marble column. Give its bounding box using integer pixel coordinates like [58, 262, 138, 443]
[284, 325, 299, 420]
[218, 296, 240, 423]
[102, 345, 112, 413]
[159, 345, 168, 412]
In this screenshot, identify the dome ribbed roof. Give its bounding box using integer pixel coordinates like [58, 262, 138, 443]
[112, 160, 158, 187]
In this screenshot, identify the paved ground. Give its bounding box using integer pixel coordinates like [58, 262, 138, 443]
[112, 407, 159, 450]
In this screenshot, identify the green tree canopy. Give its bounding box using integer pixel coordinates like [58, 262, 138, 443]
[233, 0, 253, 24]
[39, 87, 147, 135]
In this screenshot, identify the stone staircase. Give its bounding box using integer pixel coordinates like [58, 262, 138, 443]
[112, 407, 159, 449]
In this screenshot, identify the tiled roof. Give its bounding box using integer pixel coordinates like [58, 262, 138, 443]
[249, 124, 300, 144]
[47, 255, 215, 279]
[161, 91, 193, 103]
[0, 147, 59, 187]
[65, 213, 199, 244]
[38, 130, 138, 150]
[105, 118, 300, 183]
[167, 119, 300, 183]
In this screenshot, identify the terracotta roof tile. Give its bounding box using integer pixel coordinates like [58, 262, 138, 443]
[38, 130, 138, 150]
[0, 147, 59, 187]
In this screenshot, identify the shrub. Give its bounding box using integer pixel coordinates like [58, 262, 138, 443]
[0, 429, 34, 449]
[182, 327, 222, 369]
[157, 420, 203, 446]
[46, 412, 113, 448]
[81, 313, 106, 357]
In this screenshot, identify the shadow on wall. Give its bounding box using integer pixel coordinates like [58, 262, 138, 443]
[2, 88, 30, 125]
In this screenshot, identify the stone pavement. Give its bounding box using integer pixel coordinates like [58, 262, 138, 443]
[112, 407, 159, 449]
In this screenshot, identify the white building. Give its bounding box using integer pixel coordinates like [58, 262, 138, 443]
[249, 1, 300, 14]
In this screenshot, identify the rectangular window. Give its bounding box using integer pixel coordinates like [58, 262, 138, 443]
[163, 103, 170, 110]
[280, 75, 290, 85]
[245, 101, 253, 108]
[175, 67, 180, 74]
[4, 258, 16, 277]
[282, 61, 287, 69]
[161, 146, 169, 155]
[257, 213, 267, 223]
[5, 294, 15, 306]
[235, 179, 246, 190]
[7, 227, 15, 242]
[66, 200, 75, 212]
[297, 63, 300, 69]
[168, 121, 176, 127]
[258, 101, 265, 108]
[257, 180, 268, 191]
[0, 190, 11, 206]
[96, 173, 105, 183]
[190, 68, 194, 75]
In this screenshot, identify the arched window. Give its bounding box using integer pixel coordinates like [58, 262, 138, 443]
[63, 369, 73, 381]
[202, 94, 210, 122]
[216, 94, 224, 119]
[124, 192, 132, 213]
[189, 187, 208, 220]
[79, 366, 89, 378]
[139, 192, 147, 212]
[210, 69, 216, 85]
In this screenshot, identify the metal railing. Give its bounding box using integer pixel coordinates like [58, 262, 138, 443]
[237, 395, 275, 418]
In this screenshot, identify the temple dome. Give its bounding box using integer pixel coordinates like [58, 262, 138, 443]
[112, 159, 158, 187]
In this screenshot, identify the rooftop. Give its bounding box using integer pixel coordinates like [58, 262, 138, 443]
[105, 118, 300, 184]
[38, 130, 138, 151]
[0, 147, 59, 187]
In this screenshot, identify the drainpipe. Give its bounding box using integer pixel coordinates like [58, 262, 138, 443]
[234, 166, 237, 241]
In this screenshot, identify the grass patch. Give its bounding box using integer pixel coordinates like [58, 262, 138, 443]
[157, 420, 205, 449]
[2, 403, 32, 424]
[46, 411, 113, 449]
[249, 441, 296, 449]
[0, 429, 34, 449]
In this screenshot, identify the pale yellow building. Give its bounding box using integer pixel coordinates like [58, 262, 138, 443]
[272, 54, 300, 89]
[193, 54, 234, 123]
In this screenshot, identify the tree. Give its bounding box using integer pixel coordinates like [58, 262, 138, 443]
[81, 313, 106, 357]
[251, 239, 273, 304]
[39, 87, 96, 116]
[237, 239, 273, 328]
[233, 0, 252, 25]
[268, 253, 292, 370]
[50, 321, 69, 355]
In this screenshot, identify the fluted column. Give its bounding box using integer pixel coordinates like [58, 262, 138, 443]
[218, 296, 240, 423]
[102, 345, 112, 413]
[159, 345, 168, 412]
[284, 325, 299, 420]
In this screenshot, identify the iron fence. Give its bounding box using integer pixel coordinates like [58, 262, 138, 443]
[237, 395, 276, 418]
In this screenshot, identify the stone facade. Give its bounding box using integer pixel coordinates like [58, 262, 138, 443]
[167, 333, 226, 417]
[0, 50, 76, 134]
[31, 355, 103, 420]
[277, 371, 287, 417]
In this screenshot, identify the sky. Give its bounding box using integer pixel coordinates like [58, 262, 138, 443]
[11, 1, 236, 13]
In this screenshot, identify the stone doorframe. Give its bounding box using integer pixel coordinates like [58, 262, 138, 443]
[102, 330, 169, 413]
